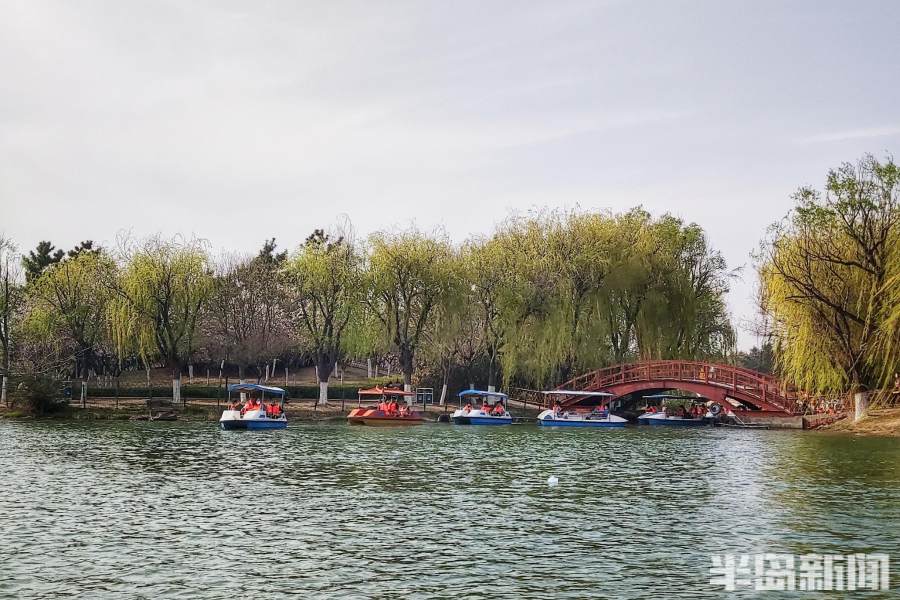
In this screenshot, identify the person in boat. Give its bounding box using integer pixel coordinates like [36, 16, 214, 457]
[552, 400, 562, 417]
[589, 405, 608, 419]
[388, 399, 399, 415]
[463, 402, 472, 413]
[492, 402, 506, 416]
[481, 401, 490, 414]
[399, 403, 409, 417]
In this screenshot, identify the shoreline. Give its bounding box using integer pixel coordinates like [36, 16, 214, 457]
[3, 403, 899, 435]
[819, 408, 900, 437]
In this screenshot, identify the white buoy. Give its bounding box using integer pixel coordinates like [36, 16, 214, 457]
[547, 475, 559, 487]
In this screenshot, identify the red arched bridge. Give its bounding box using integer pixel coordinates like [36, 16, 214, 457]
[557, 360, 801, 414]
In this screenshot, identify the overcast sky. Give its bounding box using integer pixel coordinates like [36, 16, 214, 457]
[2, 0, 899, 349]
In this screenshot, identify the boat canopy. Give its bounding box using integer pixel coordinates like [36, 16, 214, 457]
[542, 390, 614, 397]
[357, 386, 416, 397]
[227, 383, 287, 395]
[458, 389, 508, 400]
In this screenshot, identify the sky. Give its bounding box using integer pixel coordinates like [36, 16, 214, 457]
[2, 0, 899, 350]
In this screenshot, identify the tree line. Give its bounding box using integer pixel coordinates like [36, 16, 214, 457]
[0, 207, 736, 406]
[758, 153, 900, 402]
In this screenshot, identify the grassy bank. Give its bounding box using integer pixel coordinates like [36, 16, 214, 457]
[822, 408, 900, 437]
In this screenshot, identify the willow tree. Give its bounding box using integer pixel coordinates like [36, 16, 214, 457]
[28, 250, 116, 379]
[633, 216, 734, 360]
[461, 238, 511, 391]
[599, 209, 657, 362]
[284, 229, 362, 405]
[109, 237, 212, 403]
[759, 154, 899, 394]
[492, 211, 616, 386]
[366, 230, 458, 391]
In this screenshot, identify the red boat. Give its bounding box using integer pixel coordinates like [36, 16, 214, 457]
[347, 387, 424, 426]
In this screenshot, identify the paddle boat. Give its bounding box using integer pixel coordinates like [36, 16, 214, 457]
[636, 394, 711, 427]
[219, 383, 288, 430]
[347, 386, 424, 426]
[451, 389, 513, 425]
[536, 390, 628, 427]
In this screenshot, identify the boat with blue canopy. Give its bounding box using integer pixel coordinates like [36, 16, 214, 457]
[636, 394, 711, 427]
[537, 390, 628, 427]
[219, 383, 288, 430]
[451, 390, 512, 425]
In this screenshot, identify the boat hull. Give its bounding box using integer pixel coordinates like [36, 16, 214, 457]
[219, 409, 287, 430]
[451, 410, 512, 426]
[220, 418, 287, 430]
[536, 409, 627, 428]
[347, 408, 424, 426]
[637, 414, 706, 427]
[538, 418, 626, 428]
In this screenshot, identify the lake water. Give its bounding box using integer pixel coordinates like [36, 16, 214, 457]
[1, 421, 897, 598]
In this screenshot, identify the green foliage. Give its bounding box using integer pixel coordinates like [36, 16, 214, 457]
[12, 375, 67, 415]
[109, 237, 212, 371]
[482, 209, 734, 388]
[365, 229, 460, 385]
[22, 241, 63, 283]
[26, 250, 117, 378]
[5, 210, 737, 397]
[283, 228, 362, 380]
[759, 154, 900, 393]
[736, 342, 774, 374]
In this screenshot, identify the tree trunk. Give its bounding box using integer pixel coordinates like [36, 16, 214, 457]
[854, 391, 869, 422]
[367, 358, 373, 379]
[487, 345, 498, 391]
[400, 347, 414, 392]
[238, 364, 246, 401]
[316, 359, 331, 406]
[172, 368, 182, 405]
[1, 346, 8, 407]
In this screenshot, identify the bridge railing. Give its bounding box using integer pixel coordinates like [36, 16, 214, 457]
[560, 360, 801, 413]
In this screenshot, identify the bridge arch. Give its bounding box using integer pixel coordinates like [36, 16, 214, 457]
[557, 360, 798, 414]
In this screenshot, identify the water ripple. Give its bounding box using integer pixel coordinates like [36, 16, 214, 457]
[1, 421, 897, 598]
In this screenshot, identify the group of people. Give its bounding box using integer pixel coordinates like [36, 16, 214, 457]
[645, 404, 705, 418]
[378, 399, 412, 417]
[229, 397, 283, 419]
[462, 401, 507, 416]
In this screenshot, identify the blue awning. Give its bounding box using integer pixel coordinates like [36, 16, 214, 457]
[227, 383, 287, 395]
[458, 389, 508, 400]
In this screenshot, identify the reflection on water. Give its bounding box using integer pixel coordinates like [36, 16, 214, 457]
[0, 421, 897, 598]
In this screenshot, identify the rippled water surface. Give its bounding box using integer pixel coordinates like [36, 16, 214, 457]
[1, 421, 898, 598]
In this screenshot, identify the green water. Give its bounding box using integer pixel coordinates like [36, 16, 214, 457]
[0, 421, 897, 598]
